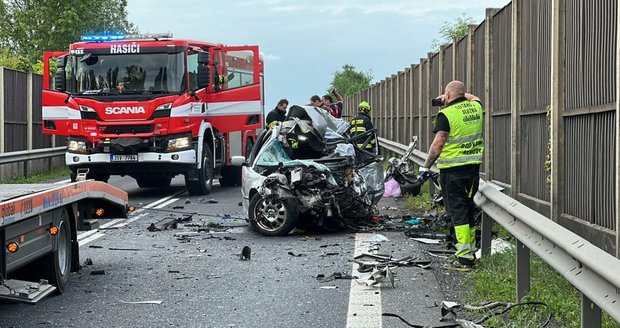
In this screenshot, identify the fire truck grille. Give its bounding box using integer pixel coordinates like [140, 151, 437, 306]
[100, 125, 154, 135]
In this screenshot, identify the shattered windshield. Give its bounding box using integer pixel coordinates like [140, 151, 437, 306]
[71, 52, 185, 96]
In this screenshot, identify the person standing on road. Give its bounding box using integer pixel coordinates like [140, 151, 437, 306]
[418, 80, 484, 271]
[265, 99, 288, 128]
[349, 101, 377, 153]
[323, 88, 344, 118]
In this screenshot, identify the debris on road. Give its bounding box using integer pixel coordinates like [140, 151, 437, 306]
[90, 270, 105, 275]
[176, 214, 194, 223]
[109, 247, 141, 251]
[319, 286, 338, 289]
[368, 234, 389, 242]
[88, 245, 103, 249]
[316, 272, 357, 283]
[354, 253, 431, 269]
[240, 246, 251, 260]
[147, 217, 178, 231]
[356, 266, 395, 288]
[172, 206, 184, 210]
[287, 251, 306, 257]
[119, 300, 163, 305]
[410, 237, 442, 244]
[83, 258, 93, 266]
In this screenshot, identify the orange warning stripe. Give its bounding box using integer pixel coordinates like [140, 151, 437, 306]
[0, 181, 128, 224]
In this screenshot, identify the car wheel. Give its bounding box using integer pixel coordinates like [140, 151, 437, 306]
[186, 143, 214, 195]
[249, 193, 298, 236]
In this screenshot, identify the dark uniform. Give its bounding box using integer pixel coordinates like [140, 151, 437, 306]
[349, 112, 376, 151]
[266, 107, 286, 128]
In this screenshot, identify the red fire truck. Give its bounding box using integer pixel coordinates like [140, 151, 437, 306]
[42, 33, 264, 195]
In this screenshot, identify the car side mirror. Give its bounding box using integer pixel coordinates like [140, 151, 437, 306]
[231, 156, 247, 167]
[197, 65, 211, 89]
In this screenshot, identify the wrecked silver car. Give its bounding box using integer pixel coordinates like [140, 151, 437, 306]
[235, 105, 384, 236]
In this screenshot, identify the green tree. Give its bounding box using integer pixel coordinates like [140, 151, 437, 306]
[0, 0, 137, 69]
[431, 13, 475, 51]
[329, 64, 373, 98]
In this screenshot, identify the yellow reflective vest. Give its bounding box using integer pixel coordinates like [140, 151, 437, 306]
[436, 100, 484, 169]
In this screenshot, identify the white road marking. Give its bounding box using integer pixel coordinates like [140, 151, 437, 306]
[346, 233, 383, 328]
[154, 198, 179, 209]
[77, 190, 184, 246]
[78, 232, 105, 247]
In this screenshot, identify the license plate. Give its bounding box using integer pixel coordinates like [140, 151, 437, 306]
[111, 154, 138, 162]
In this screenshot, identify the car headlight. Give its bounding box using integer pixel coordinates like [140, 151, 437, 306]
[167, 136, 191, 152]
[68, 139, 87, 153]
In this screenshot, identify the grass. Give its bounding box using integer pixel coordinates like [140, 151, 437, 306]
[401, 190, 620, 327]
[463, 242, 620, 327]
[0, 167, 71, 184]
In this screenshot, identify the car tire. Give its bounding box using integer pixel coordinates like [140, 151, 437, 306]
[249, 193, 298, 236]
[186, 143, 213, 195]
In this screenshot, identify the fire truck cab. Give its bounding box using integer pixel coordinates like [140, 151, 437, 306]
[42, 33, 264, 195]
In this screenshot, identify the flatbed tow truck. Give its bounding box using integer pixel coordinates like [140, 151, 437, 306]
[0, 174, 128, 303]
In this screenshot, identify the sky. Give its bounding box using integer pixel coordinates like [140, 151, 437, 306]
[127, 0, 510, 110]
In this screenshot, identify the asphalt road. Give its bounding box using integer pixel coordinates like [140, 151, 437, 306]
[0, 176, 462, 328]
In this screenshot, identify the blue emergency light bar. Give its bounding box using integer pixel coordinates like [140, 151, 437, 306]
[81, 34, 126, 42]
[80, 33, 173, 42]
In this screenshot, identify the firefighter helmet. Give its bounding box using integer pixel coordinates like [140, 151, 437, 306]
[358, 101, 371, 111]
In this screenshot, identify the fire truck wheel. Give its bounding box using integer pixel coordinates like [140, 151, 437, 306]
[42, 207, 72, 294]
[186, 143, 214, 195]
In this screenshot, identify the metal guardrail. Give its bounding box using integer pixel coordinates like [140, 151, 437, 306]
[0, 147, 65, 165]
[379, 136, 620, 326]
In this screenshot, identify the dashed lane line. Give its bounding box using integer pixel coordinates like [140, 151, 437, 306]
[77, 190, 185, 246]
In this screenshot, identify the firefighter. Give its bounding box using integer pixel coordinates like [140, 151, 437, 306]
[212, 62, 235, 92]
[349, 101, 376, 152]
[266, 99, 288, 128]
[419, 80, 484, 271]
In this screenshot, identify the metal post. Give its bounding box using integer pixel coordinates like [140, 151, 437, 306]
[581, 294, 602, 328]
[419, 59, 425, 150]
[390, 74, 397, 142]
[26, 72, 33, 178]
[551, 0, 566, 224]
[439, 45, 446, 93]
[426, 53, 433, 151]
[0, 67, 4, 154]
[616, 0, 620, 258]
[452, 37, 458, 81]
[484, 9, 498, 181]
[480, 212, 492, 256]
[466, 25, 477, 91]
[395, 72, 401, 144]
[515, 240, 530, 301]
[408, 66, 414, 142]
[511, 0, 522, 197]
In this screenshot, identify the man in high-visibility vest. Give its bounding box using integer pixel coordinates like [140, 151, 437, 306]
[349, 101, 377, 152]
[419, 80, 484, 271]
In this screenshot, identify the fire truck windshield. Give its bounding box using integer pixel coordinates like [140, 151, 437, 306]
[71, 52, 186, 96]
